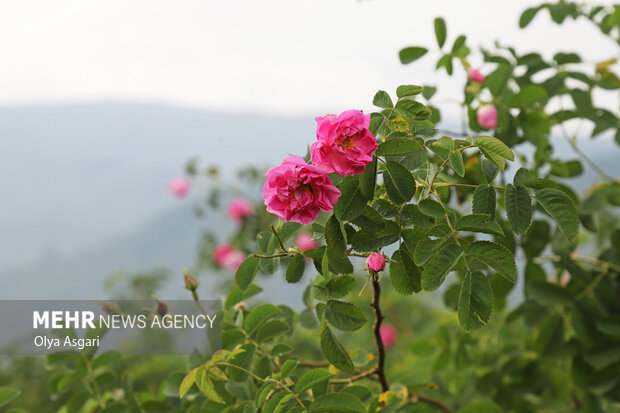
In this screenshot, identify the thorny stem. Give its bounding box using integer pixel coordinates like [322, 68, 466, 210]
[370, 270, 389, 392]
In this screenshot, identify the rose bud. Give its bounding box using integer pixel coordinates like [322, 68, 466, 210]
[227, 198, 254, 224]
[157, 301, 168, 316]
[183, 269, 198, 291]
[467, 68, 485, 83]
[477, 105, 497, 129]
[168, 177, 190, 198]
[380, 324, 398, 348]
[366, 252, 386, 272]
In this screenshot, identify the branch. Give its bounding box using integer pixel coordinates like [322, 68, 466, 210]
[412, 394, 453, 413]
[370, 270, 389, 392]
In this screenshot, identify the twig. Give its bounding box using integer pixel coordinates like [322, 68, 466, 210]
[270, 224, 288, 253]
[412, 394, 453, 413]
[370, 270, 389, 392]
[331, 368, 378, 384]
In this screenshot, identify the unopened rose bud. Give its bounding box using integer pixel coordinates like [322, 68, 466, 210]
[157, 301, 168, 316]
[102, 303, 119, 315]
[380, 324, 398, 348]
[467, 68, 485, 83]
[183, 269, 198, 291]
[366, 252, 386, 272]
[477, 104, 497, 129]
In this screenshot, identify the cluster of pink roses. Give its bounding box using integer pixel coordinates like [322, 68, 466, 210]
[467, 67, 498, 130]
[262, 110, 378, 225]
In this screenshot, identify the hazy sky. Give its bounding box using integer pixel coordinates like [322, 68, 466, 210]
[0, 0, 617, 116]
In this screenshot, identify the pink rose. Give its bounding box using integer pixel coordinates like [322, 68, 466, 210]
[310, 110, 378, 176]
[366, 252, 386, 272]
[467, 68, 485, 83]
[168, 177, 190, 198]
[213, 243, 246, 271]
[380, 324, 397, 348]
[296, 231, 319, 251]
[228, 198, 254, 224]
[262, 156, 341, 224]
[477, 105, 497, 129]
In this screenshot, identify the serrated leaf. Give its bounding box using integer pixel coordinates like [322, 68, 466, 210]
[376, 138, 425, 157]
[256, 320, 290, 343]
[320, 326, 354, 373]
[359, 159, 377, 199]
[449, 150, 465, 177]
[390, 248, 421, 295]
[505, 184, 532, 234]
[466, 241, 516, 283]
[334, 176, 367, 222]
[473, 136, 514, 170]
[244, 304, 282, 336]
[179, 368, 197, 399]
[458, 271, 493, 331]
[325, 214, 347, 256]
[196, 368, 225, 403]
[351, 206, 385, 232]
[455, 214, 504, 236]
[434, 17, 447, 48]
[235, 256, 261, 291]
[310, 392, 366, 413]
[286, 254, 305, 284]
[396, 85, 424, 98]
[399, 47, 428, 64]
[535, 188, 579, 242]
[481, 159, 500, 183]
[383, 161, 416, 203]
[418, 198, 445, 218]
[373, 90, 393, 108]
[295, 369, 332, 394]
[350, 221, 400, 252]
[325, 275, 356, 298]
[421, 244, 464, 291]
[280, 359, 299, 379]
[325, 300, 367, 331]
[472, 184, 496, 219]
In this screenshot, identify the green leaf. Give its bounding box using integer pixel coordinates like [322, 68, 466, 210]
[434, 17, 447, 48]
[0, 387, 20, 409]
[383, 161, 416, 203]
[472, 184, 496, 219]
[396, 85, 424, 98]
[325, 214, 347, 256]
[196, 368, 225, 403]
[466, 241, 516, 283]
[334, 176, 367, 222]
[505, 184, 532, 234]
[535, 188, 579, 242]
[180, 368, 197, 399]
[295, 369, 332, 394]
[449, 150, 465, 177]
[320, 326, 354, 373]
[244, 304, 282, 336]
[421, 244, 464, 291]
[455, 214, 504, 236]
[359, 159, 377, 199]
[350, 221, 400, 252]
[256, 320, 290, 343]
[527, 281, 574, 307]
[390, 248, 421, 295]
[325, 300, 367, 331]
[351, 206, 385, 232]
[417, 198, 446, 219]
[457, 399, 503, 413]
[373, 90, 393, 109]
[509, 85, 548, 107]
[519, 7, 541, 28]
[280, 359, 298, 379]
[286, 254, 306, 284]
[549, 159, 583, 178]
[399, 47, 428, 64]
[473, 136, 514, 170]
[458, 271, 493, 331]
[554, 52, 581, 65]
[310, 392, 366, 413]
[235, 256, 261, 291]
[376, 138, 425, 157]
[481, 159, 500, 183]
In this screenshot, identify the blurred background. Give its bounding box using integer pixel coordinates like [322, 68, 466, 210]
[1, 0, 618, 300]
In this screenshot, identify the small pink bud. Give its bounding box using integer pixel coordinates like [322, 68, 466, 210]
[366, 252, 386, 272]
[157, 301, 168, 316]
[467, 68, 485, 83]
[183, 270, 198, 291]
[168, 177, 190, 198]
[477, 104, 497, 129]
[213, 244, 246, 271]
[380, 324, 397, 348]
[227, 198, 254, 224]
[296, 232, 319, 251]
[560, 271, 571, 287]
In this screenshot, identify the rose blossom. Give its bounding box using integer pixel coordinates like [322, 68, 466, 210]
[477, 104, 497, 129]
[262, 156, 341, 224]
[168, 177, 190, 198]
[213, 243, 246, 270]
[310, 110, 378, 176]
[227, 198, 254, 224]
[380, 324, 398, 348]
[467, 68, 485, 83]
[366, 252, 386, 272]
[296, 231, 319, 251]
